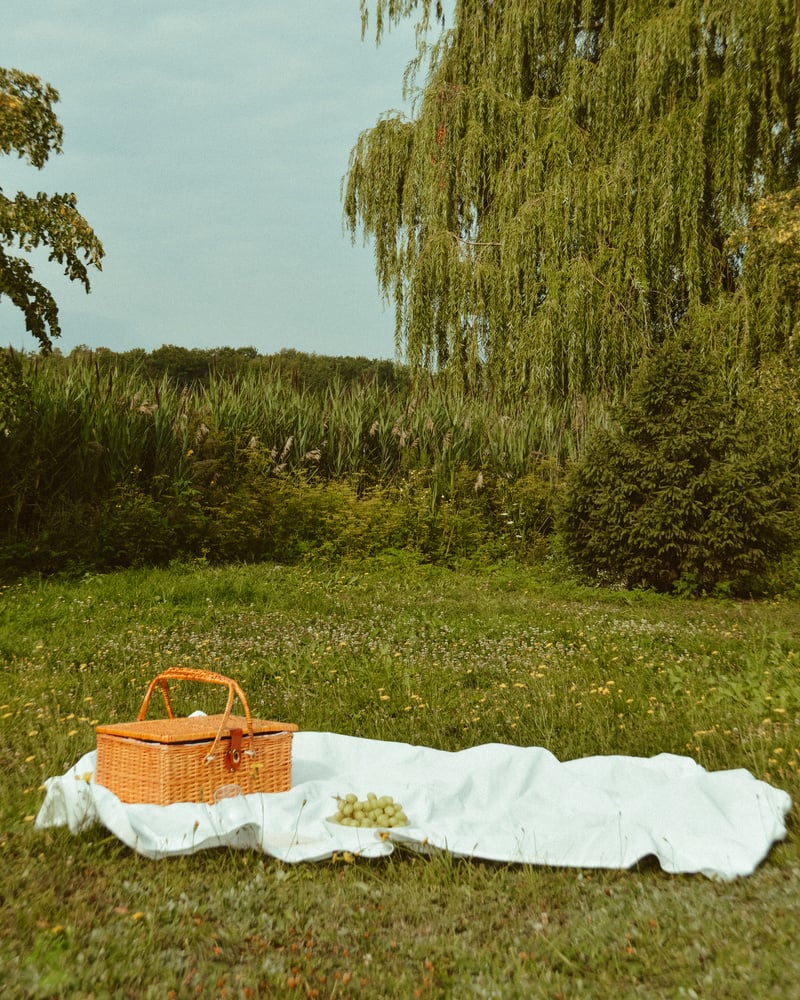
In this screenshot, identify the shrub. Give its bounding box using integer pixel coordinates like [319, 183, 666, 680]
[492, 465, 562, 562]
[558, 338, 799, 594]
[0, 349, 31, 438]
[94, 486, 181, 569]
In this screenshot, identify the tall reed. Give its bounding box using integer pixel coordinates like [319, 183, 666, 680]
[1, 352, 608, 573]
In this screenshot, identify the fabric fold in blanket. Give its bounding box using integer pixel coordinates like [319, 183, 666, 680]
[35, 731, 792, 880]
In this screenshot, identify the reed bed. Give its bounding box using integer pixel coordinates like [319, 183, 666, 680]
[10, 352, 604, 481]
[1, 353, 610, 575]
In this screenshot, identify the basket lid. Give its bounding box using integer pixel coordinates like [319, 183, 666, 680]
[95, 713, 298, 744]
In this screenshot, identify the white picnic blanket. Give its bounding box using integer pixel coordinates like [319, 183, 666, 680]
[35, 731, 792, 880]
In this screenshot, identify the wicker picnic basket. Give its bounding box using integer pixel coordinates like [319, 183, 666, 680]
[95, 667, 298, 805]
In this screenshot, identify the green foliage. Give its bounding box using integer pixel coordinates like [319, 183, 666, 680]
[720, 187, 800, 365]
[94, 486, 183, 570]
[349, 1, 800, 399]
[0, 353, 576, 576]
[0, 68, 104, 353]
[0, 348, 31, 436]
[558, 339, 799, 594]
[169, 469, 558, 571]
[3, 348, 797, 589]
[78, 343, 411, 392]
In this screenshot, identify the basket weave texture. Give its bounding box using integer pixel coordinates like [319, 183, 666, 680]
[95, 667, 298, 805]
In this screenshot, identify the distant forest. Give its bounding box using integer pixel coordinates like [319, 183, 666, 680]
[54, 344, 410, 393]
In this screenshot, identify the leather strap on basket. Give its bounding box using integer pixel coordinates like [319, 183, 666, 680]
[137, 667, 255, 762]
[226, 728, 244, 772]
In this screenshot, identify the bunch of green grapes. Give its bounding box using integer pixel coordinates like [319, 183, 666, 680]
[331, 792, 409, 828]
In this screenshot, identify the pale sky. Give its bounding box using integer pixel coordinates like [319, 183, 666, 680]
[1, 1, 442, 360]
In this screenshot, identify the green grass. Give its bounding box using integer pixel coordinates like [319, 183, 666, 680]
[1, 556, 799, 998]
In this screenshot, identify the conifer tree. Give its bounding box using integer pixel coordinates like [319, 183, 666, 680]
[557, 337, 797, 593]
[345, 1, 800, 399]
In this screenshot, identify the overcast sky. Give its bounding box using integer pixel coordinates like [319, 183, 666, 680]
[1, 1, 441, 360]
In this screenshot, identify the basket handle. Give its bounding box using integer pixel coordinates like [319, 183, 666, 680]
[137, 667, 256, 766]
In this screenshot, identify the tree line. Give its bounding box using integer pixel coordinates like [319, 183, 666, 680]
[48, 344, 411, 393]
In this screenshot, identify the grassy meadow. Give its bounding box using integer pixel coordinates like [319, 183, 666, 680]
[1, 556, 799, 998]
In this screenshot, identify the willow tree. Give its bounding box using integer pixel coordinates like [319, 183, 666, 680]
[344, 1, 800, 399]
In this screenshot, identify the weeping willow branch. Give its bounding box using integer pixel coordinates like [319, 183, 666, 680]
[448, 232, 502, 248]
[348, 1, 800, 401]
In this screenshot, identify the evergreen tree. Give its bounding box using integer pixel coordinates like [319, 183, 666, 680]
[346, 1, 800, 399]
[557, 338, 797, 593]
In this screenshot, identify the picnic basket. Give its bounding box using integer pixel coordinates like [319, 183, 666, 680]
[95, 667, 298, 805]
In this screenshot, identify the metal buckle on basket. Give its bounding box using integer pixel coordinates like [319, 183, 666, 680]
[225, 728, 244, 772]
